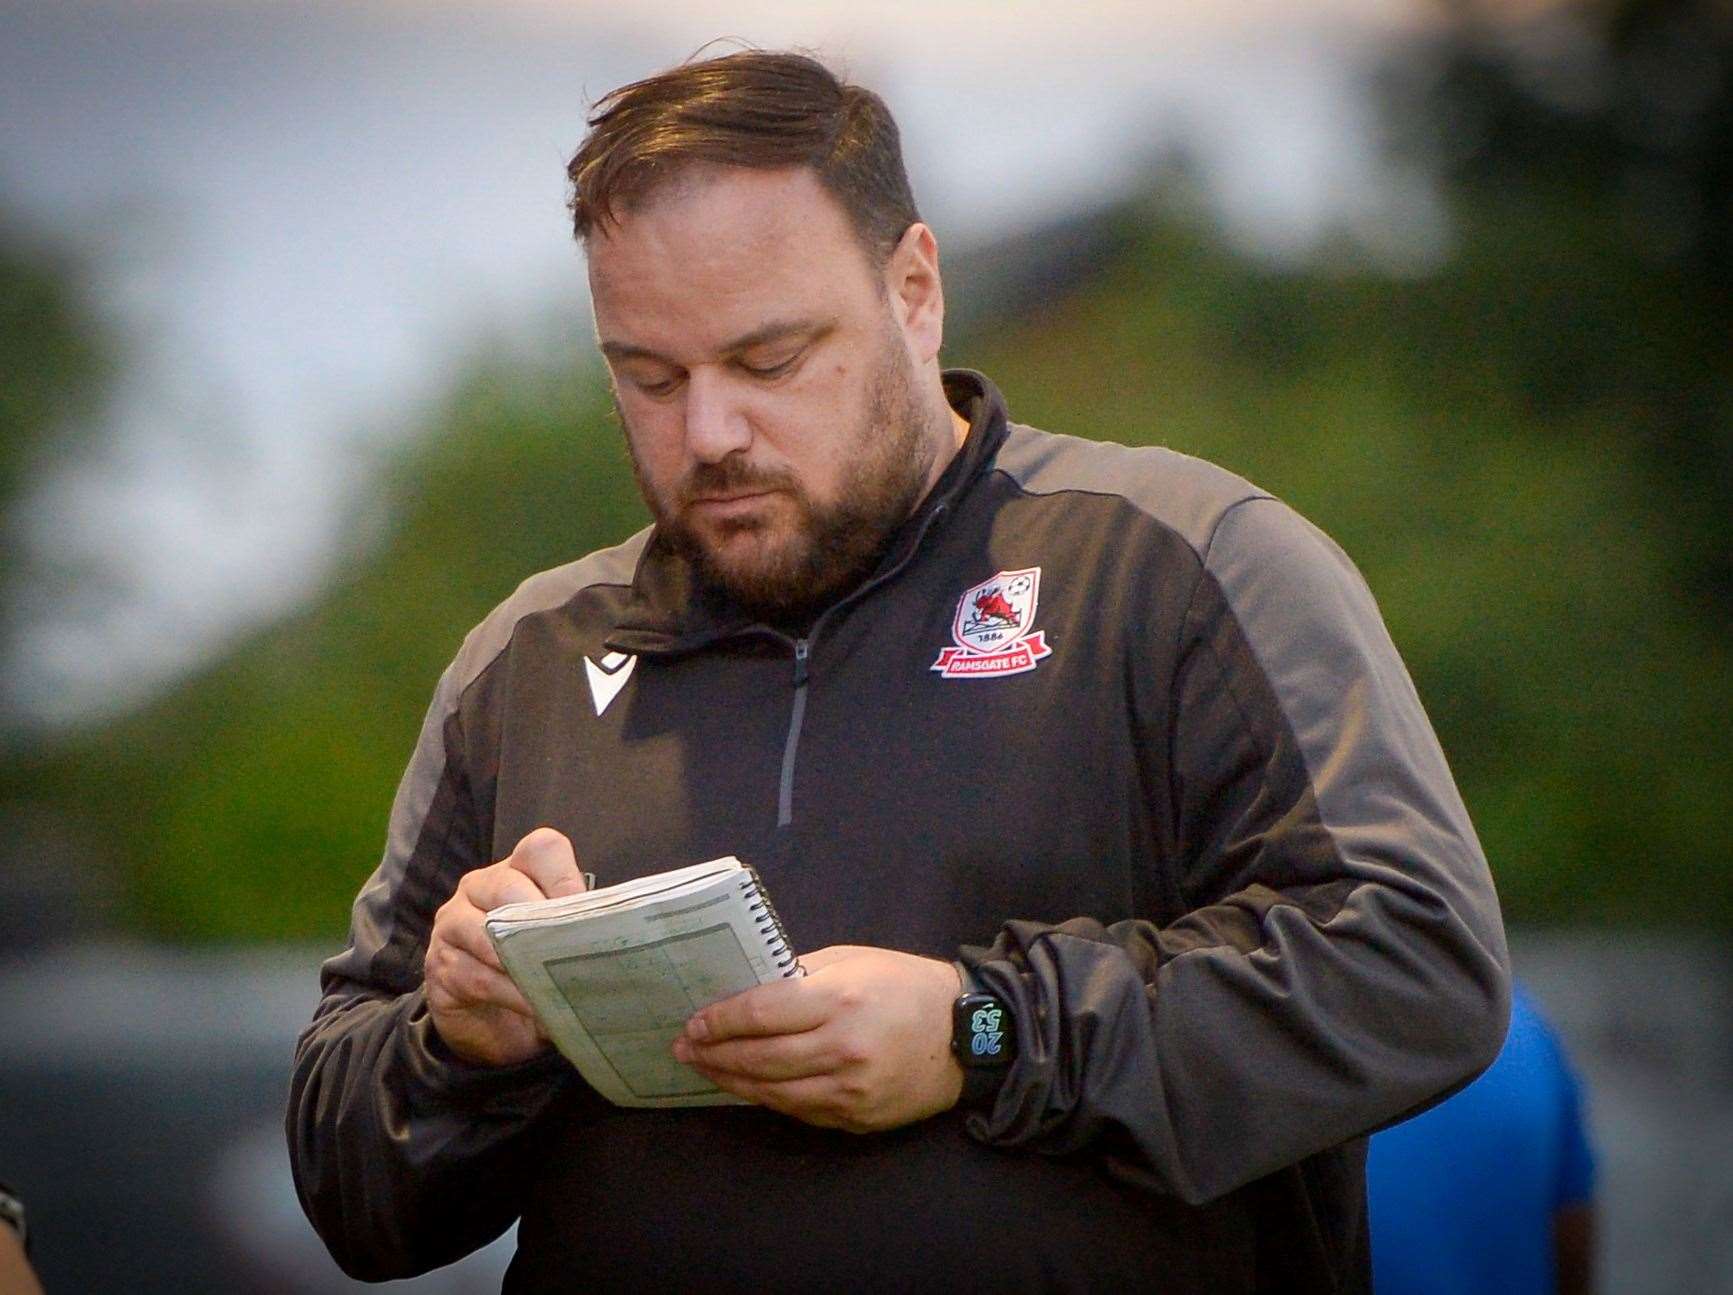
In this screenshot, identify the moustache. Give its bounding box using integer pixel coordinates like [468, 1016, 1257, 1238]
[678, 459, 800, 506]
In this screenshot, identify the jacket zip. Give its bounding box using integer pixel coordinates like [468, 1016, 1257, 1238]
[771, 499, 952, 834]
[776, 638, 810, 829]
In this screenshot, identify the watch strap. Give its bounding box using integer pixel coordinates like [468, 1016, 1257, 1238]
[951, 961, 1012, 1111]
[953, 960, 981, 997]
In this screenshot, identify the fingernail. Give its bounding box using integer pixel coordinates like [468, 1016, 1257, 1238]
[671, 1038, 690, 1062]
[686, 1017, 709, 1042]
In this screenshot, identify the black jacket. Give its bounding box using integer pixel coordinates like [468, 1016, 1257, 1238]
[288, 371, 1509, 1292]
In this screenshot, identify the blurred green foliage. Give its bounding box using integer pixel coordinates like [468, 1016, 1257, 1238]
[970, 207, 1729, 928]
[0, 213, 115, 706]
[0, 218, 111, 511]
[6, 361, 647, 940]
[2, 3, 1728, 938]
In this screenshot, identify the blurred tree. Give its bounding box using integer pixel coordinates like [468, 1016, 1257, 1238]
[976, 0, 1733, 926]
[1390, 0, 1733, 602]
[7, 2, 1728, 940]
[36, 352, 647, 940]
[1376, 0, 1733, 918]
[973, 206, 1730, 929]
[0, 212, 114, 732]
[0, 213, 120, 943]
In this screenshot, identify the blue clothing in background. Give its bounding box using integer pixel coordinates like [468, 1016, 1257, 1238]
[1367, 983, 1596, 1294]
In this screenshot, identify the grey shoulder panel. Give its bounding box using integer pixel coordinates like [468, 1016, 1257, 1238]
[448, 527, 653, 701]
[1201, 497, 1488, 886]
[387, 524, 650, 879]
[993, 422, 1270, 558]
[327, 527, 653, 995]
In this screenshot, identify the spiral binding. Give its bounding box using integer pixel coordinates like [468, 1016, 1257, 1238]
[737, 865, 803, 977]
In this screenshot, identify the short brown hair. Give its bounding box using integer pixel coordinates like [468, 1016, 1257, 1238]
[566, 50, 920, 265]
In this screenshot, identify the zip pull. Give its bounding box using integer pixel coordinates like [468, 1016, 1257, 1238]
[792, 638, 810, 687]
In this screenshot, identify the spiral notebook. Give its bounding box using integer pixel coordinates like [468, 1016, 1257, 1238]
[484, 856, 802, 1108]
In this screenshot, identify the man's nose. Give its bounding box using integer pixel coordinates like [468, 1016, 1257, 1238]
[683, 370, 753, 463]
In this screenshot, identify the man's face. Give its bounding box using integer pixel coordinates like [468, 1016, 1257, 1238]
[587, 166, 942, 622]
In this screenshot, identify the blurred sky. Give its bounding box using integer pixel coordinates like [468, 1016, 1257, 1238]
[0, 0, 1444, 724]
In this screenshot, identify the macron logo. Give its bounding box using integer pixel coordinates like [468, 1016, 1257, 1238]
[583, 651, 637, 716]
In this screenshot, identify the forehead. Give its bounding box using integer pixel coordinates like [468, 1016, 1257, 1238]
[586, 166, 881, 356]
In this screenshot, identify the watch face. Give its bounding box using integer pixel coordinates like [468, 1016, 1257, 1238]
[955, 993, 1013, 1066]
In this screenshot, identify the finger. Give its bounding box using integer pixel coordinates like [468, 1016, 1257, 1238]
[677, 1027, 836, 1082]
[427, 945, 538, 1019]
[463, 862, 547, 912]
[686, 976, 833, 1044]
[508, 827, 588, 898]
[435, 902, 507, 972]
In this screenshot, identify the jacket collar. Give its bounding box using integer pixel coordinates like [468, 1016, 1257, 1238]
[606, 369, 1009, 656]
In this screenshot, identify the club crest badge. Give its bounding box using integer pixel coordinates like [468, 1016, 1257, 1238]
[931, 567, 1053, 679]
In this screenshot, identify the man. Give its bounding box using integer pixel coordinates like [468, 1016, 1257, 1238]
[288, 51, 1510, 1292]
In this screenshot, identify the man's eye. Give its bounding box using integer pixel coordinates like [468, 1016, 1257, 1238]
[630, 372, 681, 398]
[739, 353, 800, 379]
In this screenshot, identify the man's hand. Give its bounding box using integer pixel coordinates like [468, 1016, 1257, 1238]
[671, 945, 965, 1133]
[425, 827, 588, 1067]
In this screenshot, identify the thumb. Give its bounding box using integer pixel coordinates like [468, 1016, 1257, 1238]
[508, 827, 588, 898]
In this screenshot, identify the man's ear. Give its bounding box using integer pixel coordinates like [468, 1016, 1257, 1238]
[885, 222, 944, 365]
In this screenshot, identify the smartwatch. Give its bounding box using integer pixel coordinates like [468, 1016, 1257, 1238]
[951, 964, 1014, 1108]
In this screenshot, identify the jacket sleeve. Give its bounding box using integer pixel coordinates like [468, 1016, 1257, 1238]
[959, 496, 1511, 1205]
[285, 657, 569, 1281]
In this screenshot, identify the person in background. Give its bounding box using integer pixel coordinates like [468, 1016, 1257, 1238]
[0, 1180, 42, 1295]
[1368, 981, 1597, 1294]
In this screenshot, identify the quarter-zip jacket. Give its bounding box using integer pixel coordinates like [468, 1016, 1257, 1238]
[288, 371, 1509, 1292]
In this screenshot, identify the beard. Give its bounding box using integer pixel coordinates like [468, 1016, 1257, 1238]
[624, 332, 941, 627]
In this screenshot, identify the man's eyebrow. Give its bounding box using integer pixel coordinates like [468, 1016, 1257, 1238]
[598, 318, 834, 365]
[720, 318, 833, 354]
[597, 338, 668, 364]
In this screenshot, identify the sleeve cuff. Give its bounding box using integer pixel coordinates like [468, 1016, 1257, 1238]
[395, 989, 568, 1109]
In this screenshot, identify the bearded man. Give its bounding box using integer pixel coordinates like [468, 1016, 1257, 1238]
[288, 50, 1509, 1293]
